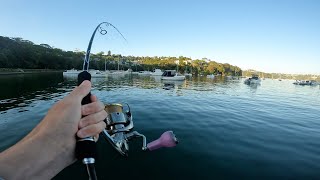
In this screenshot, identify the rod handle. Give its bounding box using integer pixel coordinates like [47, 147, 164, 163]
[75, 71, 97, 161]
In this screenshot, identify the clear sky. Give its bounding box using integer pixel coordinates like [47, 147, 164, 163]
[0, 0, 319, 74]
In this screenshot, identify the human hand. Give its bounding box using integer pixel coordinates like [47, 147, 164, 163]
[32, 80, 107, 164]
[0, 80, 107, 179]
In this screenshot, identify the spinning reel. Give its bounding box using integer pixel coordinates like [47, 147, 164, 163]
[102, 103, 178, 156]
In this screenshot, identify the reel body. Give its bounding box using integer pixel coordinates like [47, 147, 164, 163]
[102, 103, 178, 156]
[102, 103, 147, 156]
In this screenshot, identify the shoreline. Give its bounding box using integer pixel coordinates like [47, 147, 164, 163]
[0, 69, 63, 75]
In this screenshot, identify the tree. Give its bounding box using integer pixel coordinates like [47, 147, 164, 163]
[0, 35, 242, 74]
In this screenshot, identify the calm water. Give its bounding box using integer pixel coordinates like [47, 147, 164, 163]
[0, 72, 320, 179]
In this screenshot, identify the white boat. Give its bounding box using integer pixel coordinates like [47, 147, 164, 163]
[184, 73, 192, 77]
[293, 80, 318, 86]
[207, 74, 215, 78]
[138, 71, 152, 75]
[91, 70, 108, 78]
[226, 76, 240, 81]
[244, 75, 261, 84]
[109, 71, 124, 76]
[161, 70, 185, 81]
[151, 69, 163, 76]
[63, 69, 108, 78]
[123, 69, 133, 74]
[63, 69, 80, 76]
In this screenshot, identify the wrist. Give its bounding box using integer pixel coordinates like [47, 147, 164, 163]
[0, 130, 76, 179]
[35, 129, 76, 169]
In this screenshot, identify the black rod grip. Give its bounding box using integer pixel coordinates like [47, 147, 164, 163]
[76, 71, 97, 161]
[78, 71, 92, 105]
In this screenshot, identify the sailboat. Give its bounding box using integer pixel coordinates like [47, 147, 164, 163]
[278, 74, 282, 81]
[161, 62, 185, 80]
[110, 58, 125, 75]
[184, 65, 192, 77]
[91, 59, 109, 78]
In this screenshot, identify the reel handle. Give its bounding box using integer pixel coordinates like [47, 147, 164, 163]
[75, 71, 97, 162]
[147, 131, 178, 151]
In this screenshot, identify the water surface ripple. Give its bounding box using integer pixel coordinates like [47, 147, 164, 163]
[0, 73, 320, 179]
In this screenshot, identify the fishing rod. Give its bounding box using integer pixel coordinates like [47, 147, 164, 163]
[76, 21, 125, 180]
[77, 22, 178, 180]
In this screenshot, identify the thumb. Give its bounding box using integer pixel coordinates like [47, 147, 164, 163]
[70, 80, 91, 100]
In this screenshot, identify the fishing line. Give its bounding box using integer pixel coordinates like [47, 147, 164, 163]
[77, 22, 177, 180]
[77, 22, 127, 180]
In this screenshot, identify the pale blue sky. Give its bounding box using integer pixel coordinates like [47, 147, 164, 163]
[0, 0, 319, 74]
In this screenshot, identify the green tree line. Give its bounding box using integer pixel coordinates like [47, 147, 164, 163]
[0, 36, 242, 76]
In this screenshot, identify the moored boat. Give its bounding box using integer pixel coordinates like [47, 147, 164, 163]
[138, 71, 152, 75]
[151, 69, 163, 76]
[293, 80, 318, 86]
[244, 75, 261, 84]
[207, 74, 215, 78]
[90, 70, 108, 78]
[161, 70, 185, 81]
[63, 69, 80, 76]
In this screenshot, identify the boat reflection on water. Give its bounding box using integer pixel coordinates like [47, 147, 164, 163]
[150, 75, 185, 89]
[162, 80, 185, 90]
[151, 76, 162, 83]
[247, 81, 260, 93]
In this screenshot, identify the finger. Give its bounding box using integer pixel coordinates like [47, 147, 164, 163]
[91, 94, 98, 102]
[70, 80, 91, 101]
[81, 101, 105, 116]
[77, 121, 106, 138]
[79, 110, 107, 129]
[94, 134, 99, 142]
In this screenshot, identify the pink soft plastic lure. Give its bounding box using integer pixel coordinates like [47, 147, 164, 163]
[147, 131, 179, 151]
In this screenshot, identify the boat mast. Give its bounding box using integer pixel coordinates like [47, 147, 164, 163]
[118, 57, 120, 71]
[105, 59, 106, 72]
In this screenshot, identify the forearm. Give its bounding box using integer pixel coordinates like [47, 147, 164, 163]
[0, 82, 106, 179]
[0, 131, 74, 180]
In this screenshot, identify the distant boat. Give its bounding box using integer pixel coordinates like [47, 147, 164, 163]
[109, 71, 123, 75]
[161, 70, 185, 81]
[244, 75, 261, 85]
[206, 74, 215, 78]
[138, 71, 152, 75]
[184, 73, 192, 77]
[184, 65, 192, 77]
[278, 74, 282, 81]
[151, 69, 163, 76]
[123, 69, 133, 74]
[226, 76, 240, 81]
[293, 80, 318, 86]
[91, 70, 108, 78]
[63, 69, 80, 76]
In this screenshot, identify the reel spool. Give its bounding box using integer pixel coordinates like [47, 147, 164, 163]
[102, 103, 178, 156]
